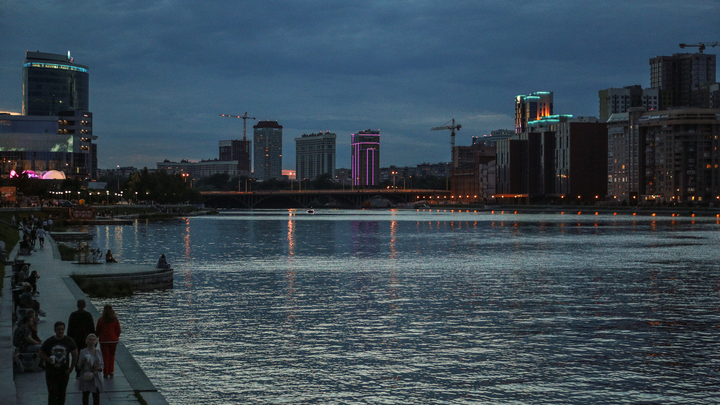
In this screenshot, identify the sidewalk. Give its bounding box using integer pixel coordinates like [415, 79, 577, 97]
[2, 234, 168, 405]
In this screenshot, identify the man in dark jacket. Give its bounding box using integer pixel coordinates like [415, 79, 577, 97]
[66, 299, 95, 377]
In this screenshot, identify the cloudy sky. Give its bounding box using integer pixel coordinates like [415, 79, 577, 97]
[0, 0, 717, 170]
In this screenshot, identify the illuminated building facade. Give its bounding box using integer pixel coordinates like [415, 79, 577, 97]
[0, 51, 96, 179]
[0, 111, 95, 178]
[515, 91, 553, 134]
[607, 108, 644, 203]
[607, 108, 720, 204]
[253, 120, 283, 180]
[351, 129, 380, 187]
[295, 131, 336, 181]
[23, 51, 89, 116]
[640, 109, 720, 203]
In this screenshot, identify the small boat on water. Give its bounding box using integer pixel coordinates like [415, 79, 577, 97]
[307, 208, 315, 214]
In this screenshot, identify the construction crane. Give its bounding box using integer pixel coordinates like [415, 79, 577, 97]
[220, 112, 256, 141]
[679, 42, 719, 53]
[431, 118, 461, 167]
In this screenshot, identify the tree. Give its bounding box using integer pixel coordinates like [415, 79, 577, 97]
[195, 173, 231, 191]
[311, 173, 337, 190]
[125, 168, 202, 204]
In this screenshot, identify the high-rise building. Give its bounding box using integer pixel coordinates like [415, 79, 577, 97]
[23, 51, 89, 116]
[0, 51, 96, 179]
[295, 131, 336, 181]
[219, 139, 251, 176]
[474, 129, 514, 147]
[253, 120, 283, 180]
[451, 143, 496, 204]
[650, 53, 716, 109]
[598, 86, 660, 122]
[498, 115, 607, 203]
[607, 108, 720, 204]
[640, 108, 720, 203]
[515, 92, 553, 134]
[351, 129, 380, 187]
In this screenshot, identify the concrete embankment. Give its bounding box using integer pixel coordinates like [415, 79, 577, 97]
[2, 234, 170, 405]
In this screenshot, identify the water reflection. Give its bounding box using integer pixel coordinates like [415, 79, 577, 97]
[90, 210, 720, 404]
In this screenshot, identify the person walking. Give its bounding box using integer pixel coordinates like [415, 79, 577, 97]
[96, 305, 121, 378]
[38, 321, 78, 405]
[67, 299, 96, 377]
[37, 227, 46, 248]
[78, 334, 103, 405]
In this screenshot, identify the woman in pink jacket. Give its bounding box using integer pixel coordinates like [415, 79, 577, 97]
[96, 305, 121, 378]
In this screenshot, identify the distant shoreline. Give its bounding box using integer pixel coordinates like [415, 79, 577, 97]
[417, 204, 720, 217]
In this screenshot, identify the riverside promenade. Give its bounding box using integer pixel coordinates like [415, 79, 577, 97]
[1, 234, 169, 405]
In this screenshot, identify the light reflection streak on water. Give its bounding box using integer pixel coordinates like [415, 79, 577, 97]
[287, 218, 295, 257]
[89, 210, 720, 404]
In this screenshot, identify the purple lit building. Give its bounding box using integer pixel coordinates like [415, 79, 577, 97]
[351, 129, 380, 187]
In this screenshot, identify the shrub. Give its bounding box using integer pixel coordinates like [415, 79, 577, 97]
[57, 243, 77, 261]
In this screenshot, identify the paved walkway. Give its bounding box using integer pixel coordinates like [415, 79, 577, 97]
[1, 234, 168, 405]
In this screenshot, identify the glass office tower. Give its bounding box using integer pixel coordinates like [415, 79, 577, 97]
[23, 51, 89, 116]
[253, 120, 283, 180]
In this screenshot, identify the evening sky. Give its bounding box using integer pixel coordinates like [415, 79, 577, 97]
[0, 0, 717, 170]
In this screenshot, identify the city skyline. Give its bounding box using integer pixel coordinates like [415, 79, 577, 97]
[0, 1, 717, 170]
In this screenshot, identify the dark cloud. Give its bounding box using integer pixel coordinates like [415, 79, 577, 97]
[0, 0, 717, 168]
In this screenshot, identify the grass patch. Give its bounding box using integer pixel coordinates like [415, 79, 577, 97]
[57, 243, 77, 261]
[70, 273, 134, 298]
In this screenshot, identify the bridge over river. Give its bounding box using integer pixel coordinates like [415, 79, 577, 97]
[201, 189, 451, 209]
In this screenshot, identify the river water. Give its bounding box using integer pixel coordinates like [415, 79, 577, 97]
[89, 209, 720, 404]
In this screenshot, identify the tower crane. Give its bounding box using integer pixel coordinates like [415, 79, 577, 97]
[431, 118, 461, 167]
[220, 112, 256, 141]
[679, 42, 719, 53]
